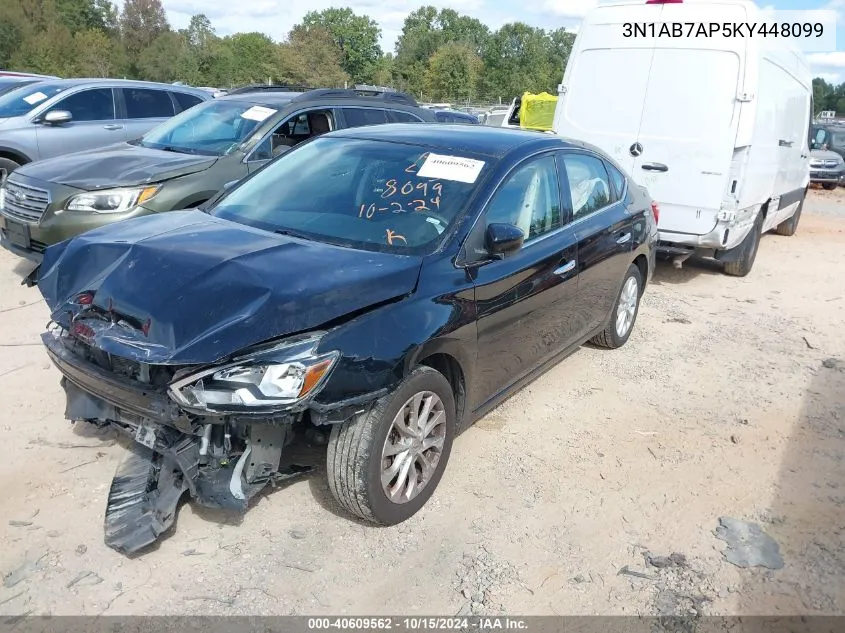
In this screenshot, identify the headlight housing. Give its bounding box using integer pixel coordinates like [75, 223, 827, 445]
[168, 333, 338, 412]
[66, 186, 160, 213]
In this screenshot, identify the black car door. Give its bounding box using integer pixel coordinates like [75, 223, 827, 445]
[469, 152, 580, 412]
[559, 151, 635, 341]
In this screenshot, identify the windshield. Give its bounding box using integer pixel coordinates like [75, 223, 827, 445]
[138, 99, 281, 156]
[0, 82, 67, 117]
[211, 137, 489, 254]
[830, 131, 845, 148]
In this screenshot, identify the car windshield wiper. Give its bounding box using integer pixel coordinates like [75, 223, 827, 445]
[274, 229, 314, 241]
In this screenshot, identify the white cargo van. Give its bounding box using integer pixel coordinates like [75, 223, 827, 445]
[552, 0, 812, 276]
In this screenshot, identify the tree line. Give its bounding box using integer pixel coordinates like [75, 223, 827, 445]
[813, 78, 845, 116]
[0, 0, 574, 103]
[1, 0, 840, 108]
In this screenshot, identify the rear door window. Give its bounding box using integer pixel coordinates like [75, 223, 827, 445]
[123, 88, 175, 118]
[388, 110, 422, 123]
[343, 108, 389, 127]
[173, 91, 203, 112]
[604, 161, 626, 202]
[561, 153, 613, 221]
[52, 88, 115, 121]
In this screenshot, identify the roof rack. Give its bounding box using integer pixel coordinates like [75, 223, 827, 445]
[226, 84, 311, 95]
[292, 88, 418, 107]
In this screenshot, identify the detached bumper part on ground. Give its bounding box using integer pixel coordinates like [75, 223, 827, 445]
[43, 327, 334, 554]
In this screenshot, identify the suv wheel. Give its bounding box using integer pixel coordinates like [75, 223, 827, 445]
[327, 366, 455, 525]
[0, 157, 21, 175]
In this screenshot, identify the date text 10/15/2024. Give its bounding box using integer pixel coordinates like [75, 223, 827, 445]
[307, 618, 529, 630]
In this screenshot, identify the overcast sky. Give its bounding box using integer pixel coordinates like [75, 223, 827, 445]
[139, 0, 845, 83]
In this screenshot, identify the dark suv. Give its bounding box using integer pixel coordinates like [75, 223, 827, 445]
[0, 89, 437, 261]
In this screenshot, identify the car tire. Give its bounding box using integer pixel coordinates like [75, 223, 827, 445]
[0, 157, 21, 175]
[774, 191, 804, 237]
[590, 264, 643, 349]
[724, 211, 763, 277]
[822, 182, 837, 190]
[326, 365, 456, 525]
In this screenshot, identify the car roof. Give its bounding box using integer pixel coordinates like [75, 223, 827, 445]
[18, 78, 209, 95]
[328, 123, 574, 158]
[218, 91, 303, 106]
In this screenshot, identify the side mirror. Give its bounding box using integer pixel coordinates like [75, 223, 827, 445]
[485, 223, 524, 258]
[43, 110, 72, 125]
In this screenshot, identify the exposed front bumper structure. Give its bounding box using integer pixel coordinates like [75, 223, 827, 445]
[42, 329, 311, 554]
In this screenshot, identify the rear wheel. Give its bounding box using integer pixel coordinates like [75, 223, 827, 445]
[590, 264, 643, 349]
[327, 366, 455, 525]
[724, 212, 763, 277]
[774, 190, 805, 237]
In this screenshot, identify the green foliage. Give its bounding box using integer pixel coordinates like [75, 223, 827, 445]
[424, 42, 481, 101]
[298, 8, 381, 82]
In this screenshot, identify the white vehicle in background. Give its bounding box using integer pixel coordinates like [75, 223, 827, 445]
[553, 0, 812, 276]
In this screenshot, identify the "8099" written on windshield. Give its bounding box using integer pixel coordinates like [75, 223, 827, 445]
[623, 22, 824, 38]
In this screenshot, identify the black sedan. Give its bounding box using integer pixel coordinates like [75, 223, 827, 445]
[32, 124, 658, 553]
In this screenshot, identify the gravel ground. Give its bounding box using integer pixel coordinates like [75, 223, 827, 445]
[0, 188, 843, 617]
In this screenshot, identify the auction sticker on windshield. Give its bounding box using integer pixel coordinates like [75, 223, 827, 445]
[23, 91, 48, 105]
[240, 105, 277, 122]
[417, 153, 485, 183]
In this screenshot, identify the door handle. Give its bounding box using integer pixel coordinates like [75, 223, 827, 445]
[554, 260, 576, 275]
[641, 162, 668, 172]
[103, 124, 123, 130]
[616, 232, 631, 245]
[778, 139, 793, 147]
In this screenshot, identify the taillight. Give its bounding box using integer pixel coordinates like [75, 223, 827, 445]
[651, 201, 660, 224]
[75, 292, 94, 305]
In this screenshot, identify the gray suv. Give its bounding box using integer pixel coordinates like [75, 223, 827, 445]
[0, 79, 210, 174]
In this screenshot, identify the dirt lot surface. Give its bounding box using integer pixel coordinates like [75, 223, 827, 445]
[1, 189, 843, 617]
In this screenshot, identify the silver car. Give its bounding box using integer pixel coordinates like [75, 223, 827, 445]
[0, 79, 210, 174]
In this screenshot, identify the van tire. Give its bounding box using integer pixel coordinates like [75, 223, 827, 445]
[724, 212, 763, 277]
[774, 192, 804, 237]
[822, 183, 837, 190]
[0, 157, 21, 175]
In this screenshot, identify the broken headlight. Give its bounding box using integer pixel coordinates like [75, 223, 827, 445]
[168, 333, 338, 412]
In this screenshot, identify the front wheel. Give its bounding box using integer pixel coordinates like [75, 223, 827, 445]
[822, 182, 837, 191]
[326, 365, 456, 525]
[590, 264, 643, 349]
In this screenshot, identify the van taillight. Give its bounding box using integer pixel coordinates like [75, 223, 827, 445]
[651, 201, 660, 224]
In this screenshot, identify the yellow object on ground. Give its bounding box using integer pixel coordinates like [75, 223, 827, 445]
[519, 92, 558, 131]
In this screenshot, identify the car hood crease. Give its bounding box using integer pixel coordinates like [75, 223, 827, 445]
[15, 143, 217, 189]
[37, 210, 423, 364]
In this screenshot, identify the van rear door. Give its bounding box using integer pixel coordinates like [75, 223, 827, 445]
[630, 2, 747, 236]
[552, 4, 658, 174]
[632, 46, 743, 235]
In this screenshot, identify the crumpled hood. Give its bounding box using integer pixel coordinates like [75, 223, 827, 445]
[38, 211, 423, 364]
[16, 143, 217, 189]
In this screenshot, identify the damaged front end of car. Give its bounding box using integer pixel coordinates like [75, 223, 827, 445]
[43, 316, 342, 555]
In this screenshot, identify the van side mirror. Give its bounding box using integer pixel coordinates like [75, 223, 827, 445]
[485, 223, 524, 258]
[42, 110, 72, 125]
